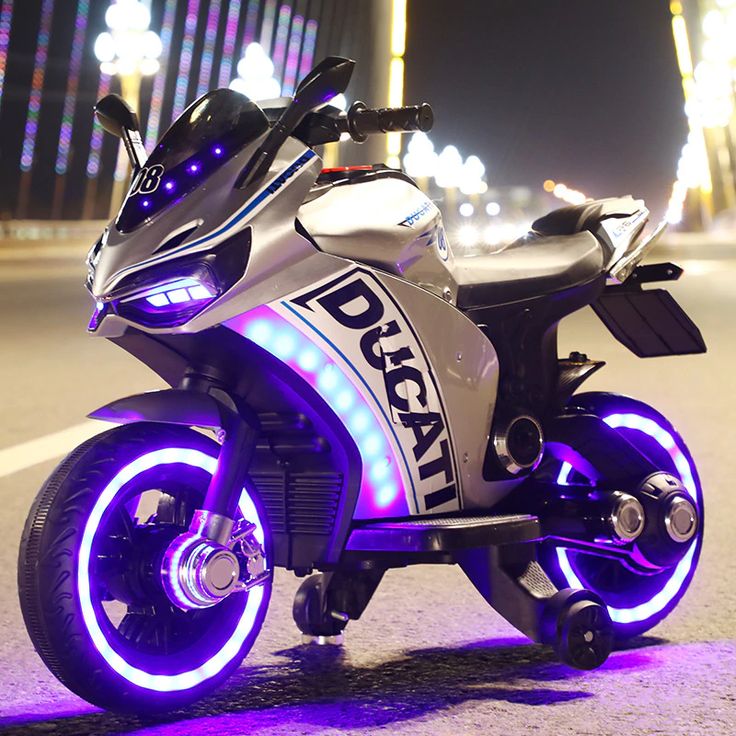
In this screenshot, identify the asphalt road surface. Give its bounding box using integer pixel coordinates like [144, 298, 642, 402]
[0, 240, 734, 736]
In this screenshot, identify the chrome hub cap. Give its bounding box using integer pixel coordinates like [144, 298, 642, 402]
[665, 496, 698, 543]
[161, 534, 240, 610]
[610, 493, 645, 542]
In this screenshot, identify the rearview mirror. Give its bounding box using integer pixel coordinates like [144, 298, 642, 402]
[94, 94, 147, 171]
[294, 56, 354, 110]
[236, 56, 355, 189]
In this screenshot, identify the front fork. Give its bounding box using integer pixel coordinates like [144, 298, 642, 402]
[161, 391, 264, 611]
[191, 403, 259, 543]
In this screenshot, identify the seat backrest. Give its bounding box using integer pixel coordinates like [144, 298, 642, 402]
[532, 196, 643, 237]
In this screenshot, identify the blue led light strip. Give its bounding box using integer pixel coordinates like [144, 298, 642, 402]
[20, 0, 55, 171]
[227, 305, 412, 517]
[54, 0, 91, 175]
[171, 0, 201, 120]
[196, 0, 222, 97]
[281, 14, 303, 96]
[241, 0, 259, 47]
[0, 0, 14, 116]
[271, 3, 292, 83]
[217, 0, 242, 88]
[144, 0, 178, 146]
[298, 18, 317, 82]
[85, 72, 111, 178]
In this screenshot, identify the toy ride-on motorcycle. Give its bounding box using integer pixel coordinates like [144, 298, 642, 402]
[18, 57, 705, 713]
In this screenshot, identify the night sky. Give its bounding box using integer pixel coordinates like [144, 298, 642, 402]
[406, 0, 687, 216]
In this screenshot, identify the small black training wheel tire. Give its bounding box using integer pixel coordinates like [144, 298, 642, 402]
[542, 589, 613, 671]
[292, 574, 346, 638]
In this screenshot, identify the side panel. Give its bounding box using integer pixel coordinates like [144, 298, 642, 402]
[376, 273, 510, 509]
[226, 264, 509, 519]
[298, 178, 457, 301]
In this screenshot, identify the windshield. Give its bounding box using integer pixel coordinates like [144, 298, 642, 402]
[116, 89, 269, 232]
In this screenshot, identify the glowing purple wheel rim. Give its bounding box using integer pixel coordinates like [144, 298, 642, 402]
[77, 447, 267, 692]
[555, 411, 702, 626]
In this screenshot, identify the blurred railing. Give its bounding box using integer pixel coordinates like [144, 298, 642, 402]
[0, 220, 107, 242]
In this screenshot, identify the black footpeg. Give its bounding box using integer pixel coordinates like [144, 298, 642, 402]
[346, 514, 540, 553]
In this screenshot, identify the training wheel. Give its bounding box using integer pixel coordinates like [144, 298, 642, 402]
[543, 589, 613, 670]
[293, 573, 348, 642]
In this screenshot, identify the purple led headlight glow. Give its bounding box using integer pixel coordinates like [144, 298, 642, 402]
[140, 277, 216, 308]
[555, 411, 701, 625]
[77, 448, 267, 692]
[227, 305, 410, 518]
[114, 272, 220, 328]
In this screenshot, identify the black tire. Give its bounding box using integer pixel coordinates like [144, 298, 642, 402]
[292, 573, 347, 638]
[18, 422, 272, 714]
[538, 392, 704, 641]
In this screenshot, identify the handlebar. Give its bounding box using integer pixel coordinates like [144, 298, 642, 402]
[338, 101, 434, 142]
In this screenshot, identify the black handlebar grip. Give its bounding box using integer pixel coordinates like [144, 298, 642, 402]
[347, 101, 434, 142]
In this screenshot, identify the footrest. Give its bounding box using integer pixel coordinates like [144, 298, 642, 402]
[346, 514, 540, 553]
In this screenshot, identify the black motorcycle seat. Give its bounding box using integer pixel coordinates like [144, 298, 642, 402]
[454, 231, 605, 309]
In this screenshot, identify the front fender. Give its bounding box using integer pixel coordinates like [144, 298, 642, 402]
[88, 388, 240, 431]
[89, 388, 257, 522]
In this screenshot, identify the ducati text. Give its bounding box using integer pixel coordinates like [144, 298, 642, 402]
[288, 269, 459, 513]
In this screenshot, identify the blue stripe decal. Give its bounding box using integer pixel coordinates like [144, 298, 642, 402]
[281, 299, 420, 512]
[114, 149, 317, 279]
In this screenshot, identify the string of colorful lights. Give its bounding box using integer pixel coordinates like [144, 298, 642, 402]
[242, 0, 259, 48]
[0, 0, 14, 115]
[282, 14, 304, 96]
[272, 3, 292, 83]
[20, 0, 54, 172]
[171, 0, 202, 120]
[196, 0, 222, 98]
[259, 0, 277, 52]
[8, 0, 322, 193]
[55, 0, 91, 176]
[144, 0, 178, 147]
[217, 0, 242, 89]
[85, 72, 112, 178]
[298, 19, 318, 82]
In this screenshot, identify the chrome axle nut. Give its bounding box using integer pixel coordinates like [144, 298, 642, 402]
[665, 496, 698, 543]
[610, 492, 645, 542]
[161, 533, 241, 610]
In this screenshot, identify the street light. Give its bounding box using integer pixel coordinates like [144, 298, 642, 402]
[230, 43, 281, 101]
[402, 132, 438, 190]
[94, 0, 162, 101]
[459, 155, 487, 195]
[94, 0, 161, 216]
[434, 145, 464, 189]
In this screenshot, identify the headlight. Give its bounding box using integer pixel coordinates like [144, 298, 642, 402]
[88, 227, 250, 331]
[115, 265, 220, 327]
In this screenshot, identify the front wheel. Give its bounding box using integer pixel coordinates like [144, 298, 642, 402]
[538, 393, 704, 641]
[18, 423, 272, 713]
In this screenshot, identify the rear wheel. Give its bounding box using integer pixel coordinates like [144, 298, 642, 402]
[539, 393, 704, 641]
[18, 423, 271, 713]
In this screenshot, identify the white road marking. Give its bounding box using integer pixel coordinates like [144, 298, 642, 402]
[0, 420, 113, 479]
